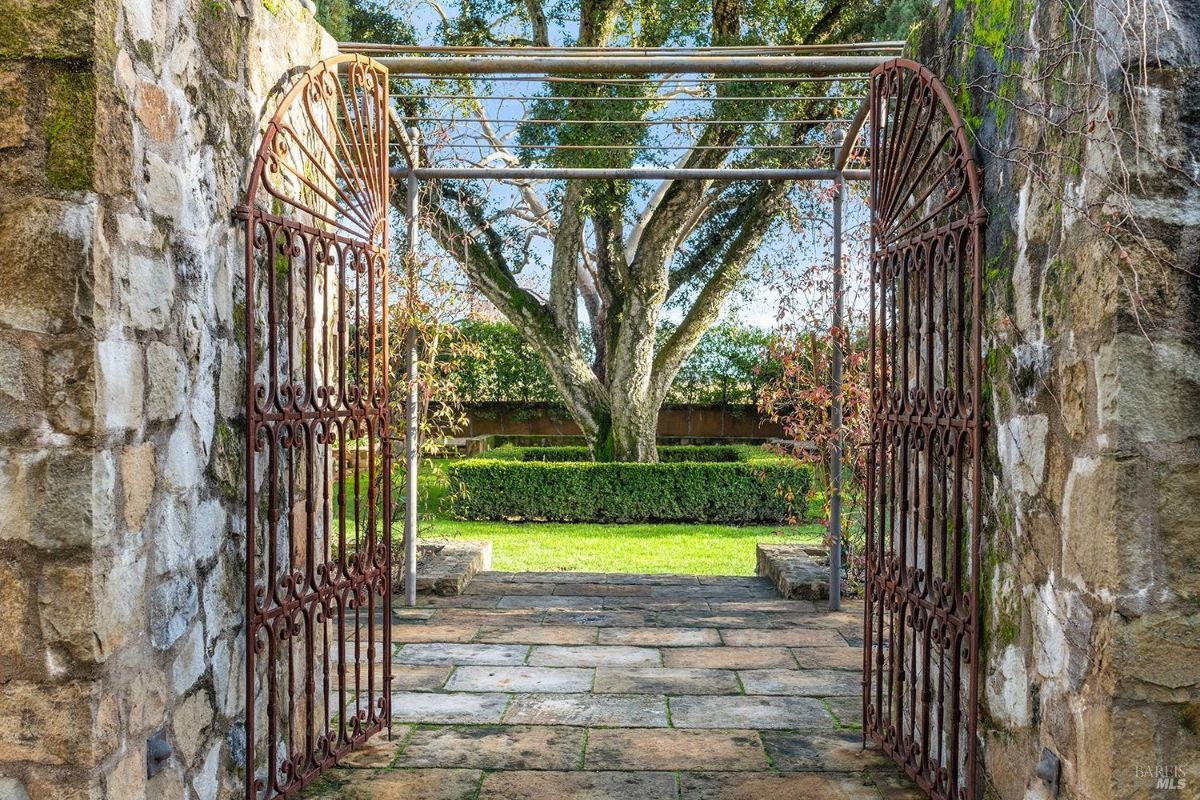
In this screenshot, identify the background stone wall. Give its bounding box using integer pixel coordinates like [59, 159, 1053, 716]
[0, 1, 334, 797]
[918, 1, 1200, 797]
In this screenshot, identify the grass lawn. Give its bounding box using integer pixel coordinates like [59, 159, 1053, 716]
[413, 457, 825, 576]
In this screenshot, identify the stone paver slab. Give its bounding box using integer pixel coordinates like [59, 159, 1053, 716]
[445, 666, 594, 693]
[792, 646, 862, 670]
[528, 645, 661, 667]
[421, 595, 501, 609]
[497, 595, 604, 610]
[669, 695, 833, 730]
[708, 599, 818, 614]
[737, 669, 859, 696]
[475, 625, 598, 645]
[585, 728, 768, 771]
[430, 609, 547, 627]
[720, 628, 846, 647]
[398, 724, 585, 770]
[336, 726, 412, 768]
[391, 691, 509, 724]
[593, 667, 738, 695]
[658, 613, 780, 629]
[395, 643, 529, 666]
[554, 582, 651, 596]
[392, 624, 480, 643]
[598, 627, 721, 647]
[679, 771, 881, 800]
[480, 770, 678, 800]
[602, 596, 702, 610]
[663, 647, 796, 670]
[306, 768, 482, 799]
[503, 693, 668, 727]
[542, 610, 657, 627]
[759, 730, 893, 772]
[606, 573, 700, 585]
[465, 581, 554, 596]
[825, 695, 864, 727]
[391, 665, 453, 691]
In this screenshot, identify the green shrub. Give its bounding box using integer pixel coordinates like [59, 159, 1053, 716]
[445, 460, 812, 523]
[512, 444, 742, 463]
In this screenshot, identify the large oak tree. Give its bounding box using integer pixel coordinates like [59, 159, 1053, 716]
[384, 0, 893, 460]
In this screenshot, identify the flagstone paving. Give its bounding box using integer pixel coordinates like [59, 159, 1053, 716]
[304, 571, 921, 800]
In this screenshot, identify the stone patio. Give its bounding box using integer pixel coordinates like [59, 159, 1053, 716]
[305, 572, 920, 800]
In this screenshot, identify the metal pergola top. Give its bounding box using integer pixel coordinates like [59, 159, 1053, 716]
[339, 43, 890, 181]
[342, 45, 883, 608]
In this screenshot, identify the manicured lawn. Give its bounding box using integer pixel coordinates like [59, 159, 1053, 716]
[426, 517, 823, 575]
[415, 458, 824, 576]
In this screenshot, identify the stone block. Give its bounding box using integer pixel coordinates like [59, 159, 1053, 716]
[122, 252, 175, 330]
[172, 688, 213, 764]
[149, 574, 198, 649]
[118, 442, 155, 530]
[585, 728, 768, 771]
[663, 646, 797, 670]
[527, 645, 660, 667]
[756, 544, 829, 600]
[395, 643, 528, 666]
[668, 695, 832, 730]
[0, 0, 94, 59]
[405, 537, 489, 594]
[592, 666, 738, 695]
[37, 561, 98, 664]
[28, 450, 95, 549]
[0, 558, 39, 670]
[306, 768, 482, 799]
[501, 693, 668, 727]
[390, 691, 509, 725]
[444, 666, 593, 694]
[678, 771, 881, 800]
[0, 66, 29, 148]
[0, 679, 98, 766]
[0, 198, 91, 335]
[480, 770, 678, 800]
[145, 341, 185, 421]
[737, 669, 859, 697]
[397, 724, 585, 770]
[719, 628, 845, 647]
[597, 626, 721, 647]
[475, 625, 597, 646]
[97, 339, 144, 431]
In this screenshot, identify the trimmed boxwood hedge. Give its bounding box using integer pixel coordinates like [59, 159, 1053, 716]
[515, 444, 741, 463]
[445, 460, 812, 523]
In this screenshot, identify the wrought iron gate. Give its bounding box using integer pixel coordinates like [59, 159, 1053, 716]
[863, 59, 986, 800]
[239, 54, 392, 800]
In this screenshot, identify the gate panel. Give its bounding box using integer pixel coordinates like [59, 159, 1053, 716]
[239, 55, 392, 800]
[863, 59, 985, 800]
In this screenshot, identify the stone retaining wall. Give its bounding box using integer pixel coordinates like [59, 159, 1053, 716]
[0, 1, 333, 797]
[918, 1, 1200, 796]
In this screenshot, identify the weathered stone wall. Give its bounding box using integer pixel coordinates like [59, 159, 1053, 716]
[0, 1, 334, 797]
[918, 1, 1200, 797]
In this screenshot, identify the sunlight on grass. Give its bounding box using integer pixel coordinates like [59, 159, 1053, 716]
[427, 518, 823, 575]
[335, 455, 827, 575]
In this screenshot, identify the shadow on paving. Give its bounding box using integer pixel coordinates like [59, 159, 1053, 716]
[304, 572, 921, 800]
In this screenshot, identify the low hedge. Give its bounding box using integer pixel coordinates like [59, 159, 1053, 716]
[514, 444, 741, 463]
[445, 460, 812, 523]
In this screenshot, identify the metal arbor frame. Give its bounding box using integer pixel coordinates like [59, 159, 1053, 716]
[356, 42, 902, 611]
[237, 46, 986, 800]
[238, 55, 393, 800]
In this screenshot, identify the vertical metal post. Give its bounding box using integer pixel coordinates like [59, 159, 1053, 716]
[404, 129, 421, 607]
[829, 145, 845, 611]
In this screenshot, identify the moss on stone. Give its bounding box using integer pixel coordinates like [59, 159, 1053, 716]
[45, 69, 94, 190]
[0, 0, 94, 60]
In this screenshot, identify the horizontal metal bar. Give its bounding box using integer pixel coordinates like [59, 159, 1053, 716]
[388, 73, 870, 84]
[403, 116, 856, 126]
[390, 166, 870, 181]
[370, 55, 894, 76]
[412, 141, 835, 150]
[392, 93, 869, 103]
[343, 42, 905, 56]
